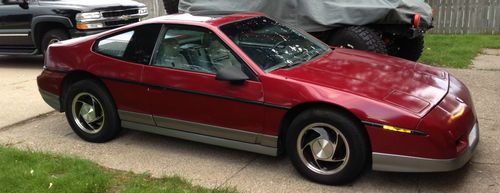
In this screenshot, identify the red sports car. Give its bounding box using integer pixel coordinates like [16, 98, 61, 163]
[37, 12, 479, 185]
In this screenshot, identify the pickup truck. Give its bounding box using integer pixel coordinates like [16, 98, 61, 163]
[0, 0, 148, 55]
[163, 0, 433, 61]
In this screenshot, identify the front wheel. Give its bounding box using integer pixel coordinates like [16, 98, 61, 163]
[41, 29, 69, 55]
[286, 108, 369, 185]
[64, 79, 121, 143]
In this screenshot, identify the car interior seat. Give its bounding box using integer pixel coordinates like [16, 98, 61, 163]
[154, 38, 189, 68]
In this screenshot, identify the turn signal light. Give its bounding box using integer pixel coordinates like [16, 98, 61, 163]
[76, 22, 104, 30]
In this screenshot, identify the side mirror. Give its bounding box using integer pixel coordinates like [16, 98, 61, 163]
[2, 0, 29, 9]
[215, 65, 249, 84]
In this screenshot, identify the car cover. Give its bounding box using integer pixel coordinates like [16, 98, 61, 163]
[178, 0, 432, 32]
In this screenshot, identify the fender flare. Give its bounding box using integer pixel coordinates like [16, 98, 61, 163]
[31, 15, 74, 48]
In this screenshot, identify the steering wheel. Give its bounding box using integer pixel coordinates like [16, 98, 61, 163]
[272, 40, 287, 51]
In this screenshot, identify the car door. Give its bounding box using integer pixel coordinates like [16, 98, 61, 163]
[142, 24, 268, 144]
[0, 0, 35, 49]
[92, 24, 163, 120]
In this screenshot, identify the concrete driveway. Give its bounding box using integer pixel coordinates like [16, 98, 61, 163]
[0, 55, 499, 193]
[0, 56, 54, 128]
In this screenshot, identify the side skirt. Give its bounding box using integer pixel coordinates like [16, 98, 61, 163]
[122, 121, 278, 156]
[118, 110, 278, 156]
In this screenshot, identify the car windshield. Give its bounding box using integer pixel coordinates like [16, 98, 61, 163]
[220, 16, 330, 72]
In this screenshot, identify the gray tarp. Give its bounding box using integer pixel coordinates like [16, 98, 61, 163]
[179, 0, 432, 32]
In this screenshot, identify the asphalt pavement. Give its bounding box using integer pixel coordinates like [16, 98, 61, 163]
[0, 54, 499, 193]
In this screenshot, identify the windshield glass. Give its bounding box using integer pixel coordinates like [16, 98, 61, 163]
[220, 17, 330, 72]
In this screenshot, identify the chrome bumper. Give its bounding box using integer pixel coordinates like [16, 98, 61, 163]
[372, 122, 479, 172]
[39, 89, 61, 112]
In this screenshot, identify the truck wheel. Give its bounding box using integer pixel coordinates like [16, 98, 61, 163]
[388, 36, 424, 61]
[286, 108, 369, 185]
[41, 29, 69, 55]
[328, 26, 387, 54]
[163, 0, 180, 14]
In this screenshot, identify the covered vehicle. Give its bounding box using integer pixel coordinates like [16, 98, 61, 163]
[38, 12, 476, 185]
[170, 0, 433, 61]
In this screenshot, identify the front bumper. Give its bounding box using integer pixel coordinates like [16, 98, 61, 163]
[372, 122, 479, 172]
[69, 29, 108, 38]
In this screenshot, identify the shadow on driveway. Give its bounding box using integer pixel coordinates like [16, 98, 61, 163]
[0, 55, 43, 69]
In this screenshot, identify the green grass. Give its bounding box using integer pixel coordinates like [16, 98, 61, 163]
[0, 146, 238, 193]
[420, 34, 500, 68]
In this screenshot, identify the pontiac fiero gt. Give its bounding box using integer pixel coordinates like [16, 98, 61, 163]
[37, 12, 479, 185]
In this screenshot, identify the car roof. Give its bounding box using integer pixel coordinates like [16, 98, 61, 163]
[152, 11, 264, 26]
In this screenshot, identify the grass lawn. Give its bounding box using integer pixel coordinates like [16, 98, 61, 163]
[0, 146, 237, 193]
[420, 34, 500, 68]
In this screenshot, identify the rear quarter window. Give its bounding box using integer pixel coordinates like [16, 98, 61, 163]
[94, 24, 162, 64]
[96, 31, 134, 58]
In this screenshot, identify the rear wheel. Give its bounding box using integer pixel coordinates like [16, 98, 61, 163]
[387, 36, 425, 61]
[64, 79, 121, 142]
[286, 108, 369, 185]
[327, 26, 387, 54]
[41, 29, 69, 55]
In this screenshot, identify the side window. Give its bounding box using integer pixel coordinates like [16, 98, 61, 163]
[152, 25, 245, 75]
[95, 24, 162, 64]
[96, 31, 134, 58]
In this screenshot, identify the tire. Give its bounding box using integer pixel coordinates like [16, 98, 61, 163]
[41, 29, 69, 55]
[163, 0, 179, 14]
[64, 79, 121, 143]
[387, 36, 425, 61]
[327, 26, 387, 54]
[286, 108, 369, 185]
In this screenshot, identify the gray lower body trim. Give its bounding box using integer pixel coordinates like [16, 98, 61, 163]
[118, 110, 155, 126]
[154, 115, 277, 148]
[39, 89, 60, 111]
[122, 121, 277, 156]
[373, 122, 479, 172]
[118, 110, 278, 156]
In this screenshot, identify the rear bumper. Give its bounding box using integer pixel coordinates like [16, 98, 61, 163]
[372, 122, 479, 172]
[39, 89, 61, 112]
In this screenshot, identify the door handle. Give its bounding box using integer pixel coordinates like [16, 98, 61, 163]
[147, 87, 163, 94]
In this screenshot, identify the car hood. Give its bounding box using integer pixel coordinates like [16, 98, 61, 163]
[39, 0, 145, 11]
[272, 48, 449, 116]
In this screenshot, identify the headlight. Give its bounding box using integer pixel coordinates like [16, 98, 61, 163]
[76, 12, 102, 21]
[138, 7, 148, 15]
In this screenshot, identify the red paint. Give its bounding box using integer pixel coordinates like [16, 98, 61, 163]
[38, 12, 477, 160]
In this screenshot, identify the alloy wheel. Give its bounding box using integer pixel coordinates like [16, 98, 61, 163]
[71, 92, 105, 134]
[296, 122, 350, 175]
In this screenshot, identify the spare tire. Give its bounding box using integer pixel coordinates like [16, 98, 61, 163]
[327, 26, 387, 54]
[387, 36, 425, 62]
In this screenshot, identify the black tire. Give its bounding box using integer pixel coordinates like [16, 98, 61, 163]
[163, 0, 179, 14]
[328, 26, 387, 54]
[387, 36, 425, 61]
[64, 79, 121, 143]
[41, 29, 69, 55]
[286, 108, 369, 185]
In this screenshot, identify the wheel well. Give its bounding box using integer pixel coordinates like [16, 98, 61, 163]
[59, 71, 102, 112]
[34, 22, 68, 50]
[277, 102, 372, 165]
